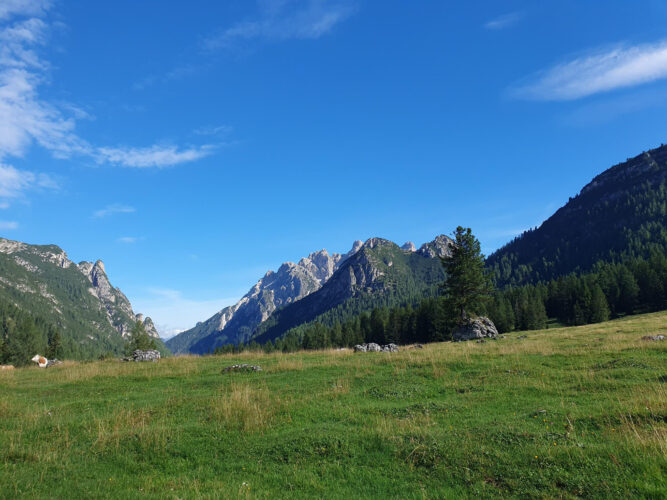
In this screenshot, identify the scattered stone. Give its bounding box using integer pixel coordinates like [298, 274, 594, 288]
[354, 343, 399, 353]
[642, 335, 665, 341]
[476, 339, 486, 344]
[415, 344, 424, 349]
[517, 335, 528, 339]
[223, 364, 262, 372]
[122, 349, 161, 362]
[46, 359, 62, 367]
[452, 317, 498, 341]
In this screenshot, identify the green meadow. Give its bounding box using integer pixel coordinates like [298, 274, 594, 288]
[1, 312, 665, 499]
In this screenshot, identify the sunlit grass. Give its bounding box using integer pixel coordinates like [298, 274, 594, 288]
[0, 311, 665, 498]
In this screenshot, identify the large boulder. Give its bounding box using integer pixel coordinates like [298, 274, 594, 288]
[452, 317, 499, 341]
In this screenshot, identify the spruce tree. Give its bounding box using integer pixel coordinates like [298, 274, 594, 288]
[589, 284, 610, 323]
[441, 227, 493, 322]
[126, 320, 157, 354]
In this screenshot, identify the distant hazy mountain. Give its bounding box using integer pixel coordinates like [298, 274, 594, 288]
[167, 242, 363, 354]
[487, 143, 667, 287]
[0, 238, 163, 358]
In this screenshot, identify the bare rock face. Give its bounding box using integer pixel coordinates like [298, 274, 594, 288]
[77, 260, 159, 339]
[417, 235, 454, 258]
[452, 317, 499, 341]
[168, 239, 365, 353]
[401, 242, 416, 252]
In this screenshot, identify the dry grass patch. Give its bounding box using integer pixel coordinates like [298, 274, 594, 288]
[210, 383, 280, 432]
[273, 357, 304, 372]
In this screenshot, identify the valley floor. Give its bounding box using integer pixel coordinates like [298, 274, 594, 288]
[1, 312, 666, 498]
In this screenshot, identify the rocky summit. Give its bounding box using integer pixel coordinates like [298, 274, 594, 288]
[167, 241, 364, 354]
[172, 234, 455, 354]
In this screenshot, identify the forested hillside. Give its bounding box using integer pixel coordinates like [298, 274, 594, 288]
[487, 145, 667, 287]
[247, 238, 450, 348]
[0, 238, 166, 361]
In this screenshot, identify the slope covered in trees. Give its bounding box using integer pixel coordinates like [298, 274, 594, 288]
[246, 238, 450, 348]
[487, 145, 667, 287]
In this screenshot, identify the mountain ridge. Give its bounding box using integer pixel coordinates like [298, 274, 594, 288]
[166, 240, 364, 354]
[0, 237, 162, 358]
[487, 143, 667, 287]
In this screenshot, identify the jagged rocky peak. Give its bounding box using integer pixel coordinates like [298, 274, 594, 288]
[418, 234, 454, 258]
[362, 237, 395, 250]
[79, 259, 114, 301]
[137, 314, 160, 338]
[347, 240, 364, 256]
[401, 241, 416, 252]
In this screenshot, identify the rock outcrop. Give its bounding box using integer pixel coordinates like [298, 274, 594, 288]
[452, 317, 499, 341]
[222, 364, 262, 372]
[354, 343, 399, 353]
[123, 349, 161, 362]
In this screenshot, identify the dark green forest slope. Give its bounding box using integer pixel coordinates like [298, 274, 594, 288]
[487, 144, 667, 287]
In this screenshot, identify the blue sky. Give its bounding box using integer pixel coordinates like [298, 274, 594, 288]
[2, 0, 667, 336]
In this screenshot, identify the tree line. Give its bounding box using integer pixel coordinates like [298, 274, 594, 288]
[215, 248, 667, 355]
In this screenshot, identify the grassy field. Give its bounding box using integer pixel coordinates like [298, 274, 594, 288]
[1, 313, 665, 499]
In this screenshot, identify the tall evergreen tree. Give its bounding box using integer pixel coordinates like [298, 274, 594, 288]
[441, 227, 493, 322]
[126, 320, 157, 354]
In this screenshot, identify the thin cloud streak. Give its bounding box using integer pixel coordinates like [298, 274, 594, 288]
[513, 40, 667, 101]
[203, 0, 354, 50]
[0, 220, 19, 230]
[93, 204, 136, 218]
[484, 12, 521, 31]
[96, 144, 215, 168]
[117, 236, 139, 244]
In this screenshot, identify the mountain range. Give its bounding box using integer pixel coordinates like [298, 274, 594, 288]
[0, 238, 162, 358]
[2, 143, 666, 358]
[167, 236, 452, 353]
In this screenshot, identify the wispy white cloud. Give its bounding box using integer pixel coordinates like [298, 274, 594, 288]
[203, 0, 354, 50]
[513, 40, 667, 101]
[484, 12, 522, 31]
[96, 144, 215, 168]
[0, 6, 216, 172]
[0, 0, 51, 21]
[93, 204, 135, 218]
[0, 220, 19, 230]
[0, 163, 57, 203]
[117, 236, 138, 244]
